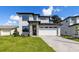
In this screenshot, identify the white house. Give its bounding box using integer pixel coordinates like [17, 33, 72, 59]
[61, 16, 79, 37]
[0, 25, 16, 36]
[16, 12, 61, 36]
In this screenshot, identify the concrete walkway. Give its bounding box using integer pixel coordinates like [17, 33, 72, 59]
[41, 36, 79, 52]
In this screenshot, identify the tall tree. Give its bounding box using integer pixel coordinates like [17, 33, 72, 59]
[51, 15, 62, 24]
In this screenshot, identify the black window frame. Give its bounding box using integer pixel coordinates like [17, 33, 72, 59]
[33, 16, 37, 20]
[22, 26, 29, 32]
[49, 27, 53, 28]
[45, 27, 48, 28]
[22, 16, 29, 21]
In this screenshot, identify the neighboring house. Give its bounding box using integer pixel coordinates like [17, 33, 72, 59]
[61, 16, 79, 37]
[16, 12, 61, 36]
[0, 25, 16, 36]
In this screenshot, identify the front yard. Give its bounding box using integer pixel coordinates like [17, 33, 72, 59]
[0, 36, 55, 52]
[62, 35, 79, 42]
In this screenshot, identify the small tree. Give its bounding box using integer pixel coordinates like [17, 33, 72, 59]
[13, 28, 19, 37]
[51, 15, 62, 24]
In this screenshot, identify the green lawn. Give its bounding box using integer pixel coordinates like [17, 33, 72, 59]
[0, 36, 55, 52]
[62, 35, 79, 42]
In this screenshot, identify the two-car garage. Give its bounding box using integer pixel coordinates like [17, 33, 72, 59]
[39, 28, 57, 36]
[38, 24, 60, 36]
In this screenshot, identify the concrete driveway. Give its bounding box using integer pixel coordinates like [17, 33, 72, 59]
[41, 36, 79, 52]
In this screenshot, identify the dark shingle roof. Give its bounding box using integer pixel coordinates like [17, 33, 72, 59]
[63, 15, 79, 22]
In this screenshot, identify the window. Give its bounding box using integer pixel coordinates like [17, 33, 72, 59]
[22, 26, 29, 32]
[40, 17, 46, 20]
[49, 27, 53, 28]
[22, 16, 29, 21]
[40, 27, 43, 28]
[45, 27, 48, 28]
[71, 18, 75, 23]
[66, 20, 68, 22]
[33, 16, 37, 20]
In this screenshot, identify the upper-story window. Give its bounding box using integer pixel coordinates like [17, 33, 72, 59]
[71, 18, 75, 23]
[66, 20, 68, 22]
[69, 18, 75, 25]
[22, 16, 29, 21]
[33, 16, 37, 20]
[72, 17, 75, 20]
[40, 17, 46, 20]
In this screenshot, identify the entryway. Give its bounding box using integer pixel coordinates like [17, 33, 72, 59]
[32, 25, 37, 35]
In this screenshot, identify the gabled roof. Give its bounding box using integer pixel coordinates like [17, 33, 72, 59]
[63, 15, 79, 22]
[62, 16, 72, 21]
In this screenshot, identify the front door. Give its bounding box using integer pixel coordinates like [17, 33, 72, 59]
[32, 25, 37, 35]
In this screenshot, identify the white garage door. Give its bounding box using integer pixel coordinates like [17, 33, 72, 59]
[39, 28, 57, 36]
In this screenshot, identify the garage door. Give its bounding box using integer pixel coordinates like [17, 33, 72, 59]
[39, 28, 57, 36]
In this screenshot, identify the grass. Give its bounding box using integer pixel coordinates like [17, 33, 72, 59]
[62, 35, 72, 39]
[62, 35, 79, 42]
[0, 36, 55, 52]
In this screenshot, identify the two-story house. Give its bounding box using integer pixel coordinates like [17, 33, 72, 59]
[61, 16, 79, 37]
[16, 12, 61, 36]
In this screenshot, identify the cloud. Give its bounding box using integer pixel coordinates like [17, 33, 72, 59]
[42, 6, 54, 16]
[2, 15, 19, 26]
[13, 21, 17, 24]
[4, 20, 17, 26]
[4, 20, 12, 25]
[10, 15, 20, 20]
[42, 6, 61, 16]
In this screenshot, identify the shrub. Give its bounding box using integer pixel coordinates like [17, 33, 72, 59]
[21, 33, 30, 37]
[13, 28, 19, 37]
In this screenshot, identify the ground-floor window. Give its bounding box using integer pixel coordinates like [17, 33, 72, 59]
[22, 26, 29, 32]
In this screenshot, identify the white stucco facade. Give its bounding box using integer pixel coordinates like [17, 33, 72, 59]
[39, 17, 50, 23]
[17, 12, 61, 36]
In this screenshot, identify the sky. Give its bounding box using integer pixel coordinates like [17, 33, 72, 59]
[0, 6, 79, 25]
